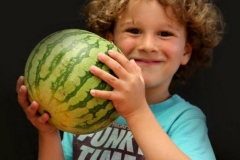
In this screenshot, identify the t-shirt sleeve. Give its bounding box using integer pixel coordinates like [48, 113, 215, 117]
[62, 132, 74, 160]
[168, 112, 216, 160]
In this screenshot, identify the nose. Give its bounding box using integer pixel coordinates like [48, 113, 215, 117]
[138, 34, 159, 53]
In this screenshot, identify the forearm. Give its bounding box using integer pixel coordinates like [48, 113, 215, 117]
[38, 130, 64, 160]
[126, 106, 190, 160]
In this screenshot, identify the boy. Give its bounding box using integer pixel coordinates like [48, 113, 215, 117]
[17, 0, 225, 159]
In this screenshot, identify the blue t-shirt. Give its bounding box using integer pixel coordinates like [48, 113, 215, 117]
[62, 94, 216, 160]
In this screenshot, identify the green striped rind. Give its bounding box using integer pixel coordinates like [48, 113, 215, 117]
[24, 29, 121, 134]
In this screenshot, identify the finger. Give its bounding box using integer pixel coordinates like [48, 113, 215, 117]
[16, 76, 24, 94]
[37, 112, 51, 123]
[26, 101, 40, 119]
[90, 65, 119, 88]
[108, 50, 135, 73]
[18, 85, 30, 108]
[26, 102, 51, 124]
[97, 52, 129, 79]
[90, 89, 115, 101]
[130, 59, 144, 83]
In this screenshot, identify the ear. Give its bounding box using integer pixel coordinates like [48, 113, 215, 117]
[181, 43, 192, 65]
[105, 32, 114, 42]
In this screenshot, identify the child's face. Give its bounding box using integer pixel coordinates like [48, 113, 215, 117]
[107, 0, 192, 93]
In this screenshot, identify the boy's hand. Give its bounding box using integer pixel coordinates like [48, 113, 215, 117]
[90, 50, 148, 119]
[16, 76, 58, 134]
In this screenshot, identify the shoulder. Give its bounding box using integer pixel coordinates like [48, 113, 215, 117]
[150, 94, 206, 133]
[170, 94, 206, 119]
[151, 94, 205, 120]
[160, 95, 216, 160]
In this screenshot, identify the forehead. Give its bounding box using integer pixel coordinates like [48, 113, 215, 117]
[119, 0, 178, 21]
[117, 0, 179, 25]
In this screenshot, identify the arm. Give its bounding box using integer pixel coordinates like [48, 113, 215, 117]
[17, 76, 65, 160]
[38, 130, 64, 160]
[126, 106, 190, 160]
[89, 51, 190, 160]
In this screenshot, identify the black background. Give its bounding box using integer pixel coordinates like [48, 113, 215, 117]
[1, 0, 239, 159]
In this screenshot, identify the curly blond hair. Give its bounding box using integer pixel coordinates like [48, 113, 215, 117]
[84, 0, 225, 88]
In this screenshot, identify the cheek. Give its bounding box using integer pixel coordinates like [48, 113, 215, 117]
[162, 43, 177, 57]
[162, 42, 185, 60]
[114, 38, 136, 56]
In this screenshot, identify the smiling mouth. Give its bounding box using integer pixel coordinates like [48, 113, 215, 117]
[134, 59, 161, 65]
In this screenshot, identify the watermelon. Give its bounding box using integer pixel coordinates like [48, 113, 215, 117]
[24, 29, 121, 134]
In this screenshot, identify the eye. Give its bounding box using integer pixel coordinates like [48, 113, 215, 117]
[159, 31, 172, 37]
[126, 28, 140, 34]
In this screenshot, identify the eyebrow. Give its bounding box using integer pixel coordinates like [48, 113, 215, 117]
[120, 20, 180, 32]
[165, 23, 180, 31]
[119, 20, 135, 27]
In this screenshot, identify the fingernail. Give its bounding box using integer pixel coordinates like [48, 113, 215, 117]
[90, 65, 97, 73]
[90, 89, 95, 96]
[97, 53, 104, 59]
[108, 50, 114, 55]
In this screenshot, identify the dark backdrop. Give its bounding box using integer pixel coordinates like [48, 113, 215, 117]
[1, 0, 239, 159]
